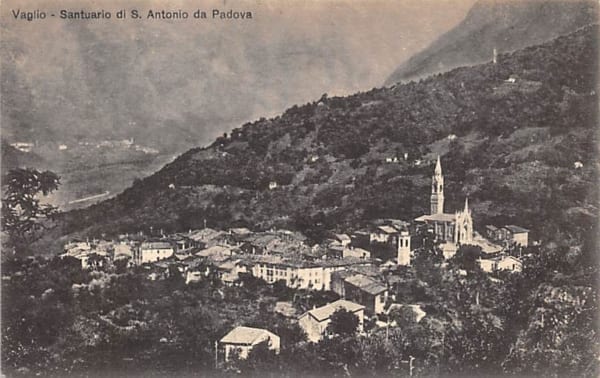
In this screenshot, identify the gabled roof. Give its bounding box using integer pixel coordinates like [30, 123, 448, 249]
[230, 227, 251, 235]
[345, 274, 387, 295]
[344, 247, 370, 255]
[301, 299, 365, 322]
[218, 259, 239, 271]
[504, 225, 529, 233]
[377, 226, 398, 234]
[497, 255, 522, 264]
[250, 234, 280, 247]
[482, 255, 522, 264]
[335, 233, 351, 242]
[141, 241, 173, 250]
[415, 213, 456, 223]
[220, 326, 277, 346]
[196, 245, 231, 257]
[174, 253, 192, 261]
[188, 228, 224, 242]
[485, 225, 498, 231]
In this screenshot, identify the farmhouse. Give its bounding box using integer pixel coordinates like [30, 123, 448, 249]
[220, 326, 280, 361]
[333, 272, 388, 314]
[298, 299, 365, 342]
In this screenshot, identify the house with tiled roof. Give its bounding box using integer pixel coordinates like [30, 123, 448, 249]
[334, 273, 388, 314]
[501, 225, 529, 247]
[479, 255, 523, 273]
[137, 241, 174, 264]
[220, 326, 280, 361]
[195, 245, 234, 263]
[298, 299, 365, 342]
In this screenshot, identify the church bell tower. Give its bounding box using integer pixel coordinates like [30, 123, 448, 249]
[397, 230, 411, 266]
[430, 156, 444, 214]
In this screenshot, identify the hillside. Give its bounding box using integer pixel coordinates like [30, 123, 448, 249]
[1, 141, 47, 173]
[49, 25, 598, 253]
[385, 0, 598, 85]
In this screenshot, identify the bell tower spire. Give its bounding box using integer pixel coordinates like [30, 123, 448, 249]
[430, 156, 444, 214]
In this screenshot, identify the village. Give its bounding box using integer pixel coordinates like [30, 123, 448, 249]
[60, 157, 531, 362]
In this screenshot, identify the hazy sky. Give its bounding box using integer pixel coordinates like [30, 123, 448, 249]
[1, 0, 478, 151]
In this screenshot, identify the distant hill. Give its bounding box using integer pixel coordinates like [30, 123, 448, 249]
[0, 140, 46, 173]
[46, 25, 598, 254]
[385, 0, 598, 85]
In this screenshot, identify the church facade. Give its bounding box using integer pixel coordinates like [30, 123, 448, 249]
[415, 156, 473, 245]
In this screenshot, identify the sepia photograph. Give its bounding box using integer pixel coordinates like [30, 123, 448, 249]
[1, 0, 598, 376]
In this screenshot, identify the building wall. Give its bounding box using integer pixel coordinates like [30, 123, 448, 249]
[252, 263, 325, 290]
[431, 221, 454, 242]
[224, 344, 253, 361]
[397, 234, 411, 266]
[299, 309, 365, 343]
[140, 248, 174, 264]
[223, 334, 280, 361]
[299, 315, 329, 343]
[342, 248, 370, 260]
[373, 292, 386, 314]
[370, 233, 390, 243]
[479, 259, 496, 273]
[322, 266, 347, 291]
[512, 233, 528, 247]
[295, 266, 324, 290]
[498, 258, 522, 272]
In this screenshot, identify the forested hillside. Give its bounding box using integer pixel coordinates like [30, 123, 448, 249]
[49, 25, 598, 255]
[385, 0, 598, 84]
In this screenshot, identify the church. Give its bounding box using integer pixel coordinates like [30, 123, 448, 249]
[415, 156, 473, 245]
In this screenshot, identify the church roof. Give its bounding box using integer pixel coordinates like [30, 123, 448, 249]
[504, 225, 529, 233]
[415, 213, 455, 223]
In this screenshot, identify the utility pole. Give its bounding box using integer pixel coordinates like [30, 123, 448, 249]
[401, 355, 416, 376]
[386, 317, 390, 342]
[214, 340, 218, 369]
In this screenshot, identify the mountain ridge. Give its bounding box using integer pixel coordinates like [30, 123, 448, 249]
[385, 0, 598, 85]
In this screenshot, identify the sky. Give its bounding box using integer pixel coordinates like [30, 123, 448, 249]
[1, 0, 478, 151]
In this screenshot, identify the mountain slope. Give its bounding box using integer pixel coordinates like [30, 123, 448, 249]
[48, 25, 598, 253]
[1, 1, 474, 154]
[385, 0, 598, 85]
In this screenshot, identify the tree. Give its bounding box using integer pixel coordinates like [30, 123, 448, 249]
[1, 168, 60, 252]
[452, 245, 483, 272]
[389, 305, 419, 330]
[236, 339, 279, 373]
[326, 309, 359, 338]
